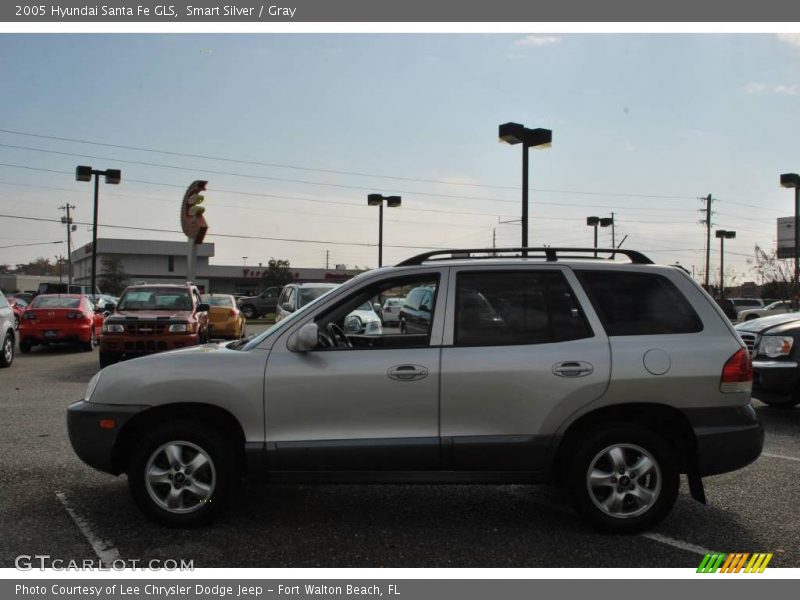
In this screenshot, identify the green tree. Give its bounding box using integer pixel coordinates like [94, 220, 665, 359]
[13, 257, 58, 275]
[750, 245, 795, 299]
[99, 257, 130, 296]
[261, 258, 294, 288]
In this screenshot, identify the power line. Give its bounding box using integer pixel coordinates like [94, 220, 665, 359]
[0, 240, 62, 250]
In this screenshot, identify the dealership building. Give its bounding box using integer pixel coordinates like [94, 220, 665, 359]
[69, 238, 361, 295]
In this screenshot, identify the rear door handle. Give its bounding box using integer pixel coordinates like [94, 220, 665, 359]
[552, 361, 594, 377]
[387, 364, 429, 381]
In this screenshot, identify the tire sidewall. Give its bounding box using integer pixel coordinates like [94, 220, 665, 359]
[566, 425, 679, 534]
[0, 332, 13, 367]
[127, 420, 238, 527]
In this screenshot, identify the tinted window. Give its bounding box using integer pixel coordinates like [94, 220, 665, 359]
[455, 271, 592, 346]
[577, 270, 702, 336]
[202, 295, 234, 307]
[31, 296, 81, 309]
[404, 288, 425, 310]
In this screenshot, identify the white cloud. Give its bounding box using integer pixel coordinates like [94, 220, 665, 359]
[777, 33, 800, 47]
[774, 84, 800, 96]
[514, 35, 561, 47]
[745, 82, 766, 93]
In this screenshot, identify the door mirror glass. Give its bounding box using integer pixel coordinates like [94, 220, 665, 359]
[373, 302, 382, 314]
[281, 302, 294, 313]
[287, 322, 319, 352]
[344, 315, 362, 333]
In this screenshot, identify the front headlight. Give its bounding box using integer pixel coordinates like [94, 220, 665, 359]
[102, 323, 124, 333]
[169, 323, 189, 333]
[366, 320, 382, 333]
[759, 335, 794, 358]
[84, 371, 102, 402]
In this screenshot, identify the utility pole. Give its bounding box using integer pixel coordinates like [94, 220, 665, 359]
[59, 204, 76, 285]
[610, 211, 616, 248]
[326, 250, 329, 269]
[699, 194, 715, 290]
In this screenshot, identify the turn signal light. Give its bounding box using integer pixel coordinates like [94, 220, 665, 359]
[98, 419, 116, 429]
[720, 348, 753, 393]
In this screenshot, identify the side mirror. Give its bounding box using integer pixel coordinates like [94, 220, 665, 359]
[287, 322, 319, 352]
[373, 303, 382, 313]
[197, 303, 210, 312]
[281, 302, 294, 313]
[105, 303, 116, 313]
[344, 315, 362, 333]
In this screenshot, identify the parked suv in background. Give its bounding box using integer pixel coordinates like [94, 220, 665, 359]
[237, 286, 282, 319]
[98, 283, 209, 368]
[69, 247, 762, 533]
[0, 291, 15, 368]
[398, 285, 435, 334]
[736, 313, 800, 407]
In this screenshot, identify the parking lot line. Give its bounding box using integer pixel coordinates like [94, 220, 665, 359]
[762, 452, 800, 463]
[55, 491, 121, 566]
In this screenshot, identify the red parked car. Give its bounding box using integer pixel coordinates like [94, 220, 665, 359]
[19, 294, 104, 353]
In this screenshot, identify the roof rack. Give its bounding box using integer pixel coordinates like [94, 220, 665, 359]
[396, 247, 653, 267]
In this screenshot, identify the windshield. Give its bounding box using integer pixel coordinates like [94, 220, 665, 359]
[298, 286, 337, 307]
[118, 288, 192, 311]
[202, 295, 234, 307]
[31, 296, 81, 309]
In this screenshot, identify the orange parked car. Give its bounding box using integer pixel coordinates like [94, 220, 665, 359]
[19, 294, 104, 353]
[201, 294, 246, 339]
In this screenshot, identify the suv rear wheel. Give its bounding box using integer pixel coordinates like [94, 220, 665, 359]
[127, 420, 238, 527]
[566, 425, 679, 534]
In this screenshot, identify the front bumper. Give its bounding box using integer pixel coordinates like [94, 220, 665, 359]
[99, 332, 199, 355]
[67, 400, 149, 475]
[683, 404, 764, 476]
[751, 359, 800, 404]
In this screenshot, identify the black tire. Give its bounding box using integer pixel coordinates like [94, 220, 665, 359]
[127, 420, 239, 527]
[19, 338, 32, 354]
[240, 304, 257, 319]
[566, 425, 679, 534]
[82, 328, 95, 352]
[0, 332, 14, 368]
[99, 351, 120, 368]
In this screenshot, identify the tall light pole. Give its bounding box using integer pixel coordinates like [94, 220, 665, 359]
[716, 229, 736, 300]
[76, 166, 121, 295]
[367, 194, 401, 267]
[586, 216, 600, 256]
[59, 203, 76, 284]
[781, 173, 800, 303]
[600, 215, 615, 248]
[498, 122, 552, 252]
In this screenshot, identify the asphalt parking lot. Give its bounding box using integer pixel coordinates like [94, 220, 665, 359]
[1, 326, 799, 569]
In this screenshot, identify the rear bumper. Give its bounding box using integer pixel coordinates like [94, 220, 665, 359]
[19, 323, 92, 343]
[682, 405, 764, 476]
[752, 360, 800, 404]
[67, 400, 149, 474]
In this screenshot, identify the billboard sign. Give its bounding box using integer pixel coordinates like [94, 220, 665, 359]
[778, 216, 796, 259]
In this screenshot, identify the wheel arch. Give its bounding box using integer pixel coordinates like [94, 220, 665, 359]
[551, 403, 697, 482]
[112, 402, 246, 475]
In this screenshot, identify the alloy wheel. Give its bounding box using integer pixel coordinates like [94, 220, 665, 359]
[585, 443, 662, 519]
[144, 440, 216, 514]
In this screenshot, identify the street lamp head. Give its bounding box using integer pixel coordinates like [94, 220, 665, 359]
[75, 165, 93, 182]
[498, 122, 552, 148]
[586, 216, 600, 226]
[716, 229, 736, 239]
[367, 193, 383, 206]
[600, 217, 614, 227]
[104, 169, 122, 185]
[386, 196, 402, 208]
[781, 173, 800, 188]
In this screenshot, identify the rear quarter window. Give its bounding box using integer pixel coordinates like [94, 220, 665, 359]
[576, 270, 703, 336]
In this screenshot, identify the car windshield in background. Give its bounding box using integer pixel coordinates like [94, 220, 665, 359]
[202, 296, 234, 307]
[31, 296, 81, 309]
[299, 287, 335, 307]
[118, 289, 192, 311]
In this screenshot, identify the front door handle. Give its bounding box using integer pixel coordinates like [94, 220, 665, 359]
[387, 364, 429, 382]
[552, 361, 594, 377]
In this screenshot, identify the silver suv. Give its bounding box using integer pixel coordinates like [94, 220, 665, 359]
[68, 248, 763, 532]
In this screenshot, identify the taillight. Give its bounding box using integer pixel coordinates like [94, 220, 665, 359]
[720, 348, 753, 393]
[67, 311, 89, 320]
[229, 309, 237, 317]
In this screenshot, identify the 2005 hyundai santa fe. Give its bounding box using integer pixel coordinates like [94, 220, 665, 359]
[68, 247, 763, 533]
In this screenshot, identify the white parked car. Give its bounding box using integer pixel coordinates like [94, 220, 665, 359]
[344, 302, 383, 336]
[381, 297, 405, 325]
[276, 283, 381, 335]
[737, 300, 793, 323]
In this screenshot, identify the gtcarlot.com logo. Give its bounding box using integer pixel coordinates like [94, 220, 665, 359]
[697, 553, 773, 573]
[15, 555, 194, 571]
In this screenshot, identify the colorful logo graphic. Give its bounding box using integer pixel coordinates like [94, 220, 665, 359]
[697, 553, 773, 573]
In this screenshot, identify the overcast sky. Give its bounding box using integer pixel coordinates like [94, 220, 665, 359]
[1, 33, 800, 281]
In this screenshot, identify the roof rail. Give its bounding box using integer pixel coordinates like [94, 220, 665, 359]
[395, 247, 653, 267]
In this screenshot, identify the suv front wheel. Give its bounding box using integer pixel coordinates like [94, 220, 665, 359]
[127, 420, 238, 527]
[566, 425, 679, 534]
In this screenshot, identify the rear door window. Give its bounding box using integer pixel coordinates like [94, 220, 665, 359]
[576, 270, 702, 336]
[454, 271, 592, 346]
